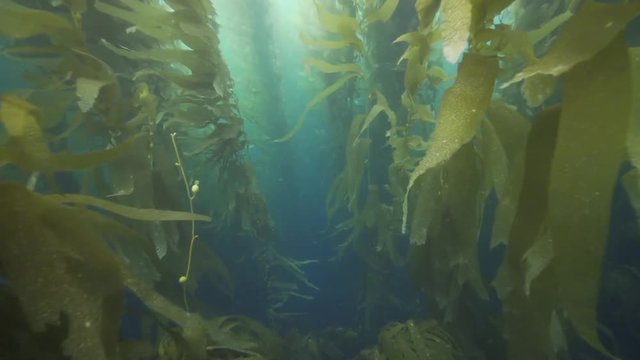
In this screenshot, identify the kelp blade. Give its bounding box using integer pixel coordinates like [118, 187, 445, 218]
[46, 193, 212, 222]
[440, 0, 473, 63]
[504, 1, 640, 87]
[273, 73, 358, 142]
[402, 53, 498, 232]
[548, 35, 630, 355]
[0, 94, 138, 172]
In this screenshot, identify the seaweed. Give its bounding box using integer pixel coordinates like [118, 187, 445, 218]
[0, 95, 137, 172]
[548, 34, 630, 356]
[441, 0, 473, 63]
[365, 0, 399, 24]
[497, 107, 561, 359]
[402, 53, 498, 232]
[503, 1, 640, 87]
[273, 73, 359, 143]
[375, 320, 463, 360]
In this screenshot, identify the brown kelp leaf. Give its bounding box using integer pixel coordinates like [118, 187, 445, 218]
[402, 53, 498, 232]
[441, 0, 473, 63]
[274, 73, 358, 142]
[45, 193, 211, 222]
[548, 35, 630, 355]
[314, 0, 358, 34]
[416, 0, 439, 28]
[303, 58, 362, 75]
[0, 183, 124, 360]
[500, 107, 560, 359]
[504, 1, 640, 87]
[101, 39, 214, 77]
[94, 0, 174, 43]
[366, 0, 399, 23]
[0, 95, 138, 172]
[313, 0, 362, 51]
[0, 0, 83, 46]
[523, 221, 553, 296]
[356, 90, 397, 140]
[479, 119, 508, 199]
[486, 102, 530, 247]
[299, 32, 352, 50]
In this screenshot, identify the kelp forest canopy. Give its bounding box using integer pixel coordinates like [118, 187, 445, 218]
[0, 0, 640, 359]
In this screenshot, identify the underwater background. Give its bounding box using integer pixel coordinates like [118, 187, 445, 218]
[1, 0, 640, 359]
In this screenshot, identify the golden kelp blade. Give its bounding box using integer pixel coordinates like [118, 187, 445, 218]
[273, 73, 359, 143]
[366, 0, 399, 23]
[45, 193, 212, 222]
[402, 53, 498, 232]
[299, 32, 353, 50]
[313, 0, 359, 34]
[503, 1, 640, 87]
[356, 90, 396, 141]
[0, 95, 137, 171]
[440, 0, 473, 63]
[499, 107, 560, 359]
[549, 35, 630, 356]
[485, 102, 531, 248]
[303, 58, 362, 75]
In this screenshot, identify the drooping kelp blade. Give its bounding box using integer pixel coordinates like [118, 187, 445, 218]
[273, 73, 358, 142]
[0, 0, 83, 46]
[548, 35, 631, 355]
[486, 102, 531, 247]
[299, 32, 353, 50]
[504, 1, 640, 87]
[356, 90, 397, 140]
[45, 193, 212, 222]
[498, 107, 560, 359]
[304, 58, 362, 75]
[440, 0, 473, 63]
[0, 182, 124, 360]
[0, 95, 136, 171]
[402, 53, 498, 231]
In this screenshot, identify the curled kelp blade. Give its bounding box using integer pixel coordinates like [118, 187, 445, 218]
[503, 1, 640, 87]
[45, 193, 211, 222]
[273, 73, 358, 143]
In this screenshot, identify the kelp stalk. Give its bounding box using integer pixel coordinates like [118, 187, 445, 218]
[171, 132, 200, 312]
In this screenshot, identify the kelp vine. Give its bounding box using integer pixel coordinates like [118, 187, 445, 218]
[308, 0, 640, 358]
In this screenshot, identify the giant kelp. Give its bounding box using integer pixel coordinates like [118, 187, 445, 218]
[0, 0, 287, 357]
[319, 0, 640, 357]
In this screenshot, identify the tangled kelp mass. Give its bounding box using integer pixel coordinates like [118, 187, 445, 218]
[1, 0, 640, 359]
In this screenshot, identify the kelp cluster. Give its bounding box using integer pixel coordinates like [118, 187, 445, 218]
[356, 319, 463, 360]
[301, 0, 640, 358]
[0, 0, 311, 358]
